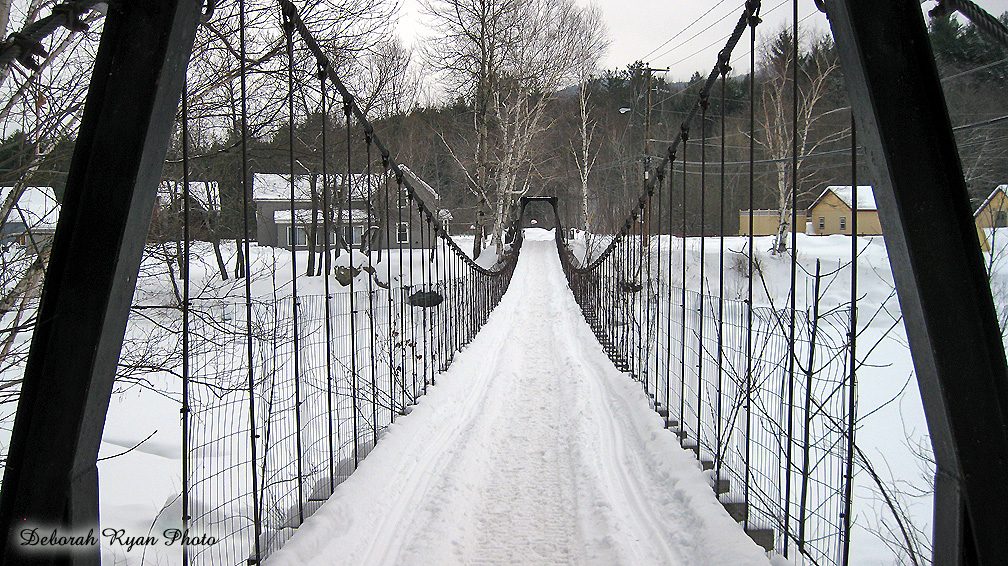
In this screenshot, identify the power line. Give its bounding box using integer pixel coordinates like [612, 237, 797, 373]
[650, 0, 743, 63]
[940, 56, 1008, 82]
[640, 0, 735, 62]
[658, 0, 789, 72]
[729, 9, 819, 68]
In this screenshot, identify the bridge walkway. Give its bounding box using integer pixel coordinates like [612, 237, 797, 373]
[265, 230, 771, 566]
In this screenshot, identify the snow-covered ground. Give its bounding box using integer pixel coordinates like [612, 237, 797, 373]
[5, 226, 1005, 564]
[263, 229, 773, 566]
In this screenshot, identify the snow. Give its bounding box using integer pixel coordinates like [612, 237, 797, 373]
[158, 180, 220, 209]
[5, 225, 996, 565]
[975, 185, 1006, 217]
[1, 186, 60, 229]
[263, 229, 771, 566]
[253, 173, 379, 201]
[397, 164, 440, 201]
[570, 230, 934, 563]
[821, 185, 877, 211]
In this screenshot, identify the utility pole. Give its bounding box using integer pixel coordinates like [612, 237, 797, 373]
[645, 65, 652, 169]
[641, 65, 668, 241]
[642, 65, 670, 176]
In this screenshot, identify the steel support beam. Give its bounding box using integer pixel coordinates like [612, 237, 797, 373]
[0, 1, 201, 564]
[517, 196, 561, 228]
[516, 196, 561, 247]
[823, 1, 1008, 564]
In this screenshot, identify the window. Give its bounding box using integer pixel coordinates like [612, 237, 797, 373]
[398, 187, 409, 209]
[396, 222, 409, 244]
[840, 216, 847, 231]
[315, 229, 336, 248]
[287, 226, 307, 247]
[996, 210, 1007, 228]
[343, 225, 364, 247]
[818, 217, 825, 230]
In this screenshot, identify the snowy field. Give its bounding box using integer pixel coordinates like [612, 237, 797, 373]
[4, 227, 1006, 564]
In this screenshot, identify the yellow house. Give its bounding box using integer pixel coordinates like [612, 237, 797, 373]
[807, 185, 882, 236]
[975, 185, 1008, 251]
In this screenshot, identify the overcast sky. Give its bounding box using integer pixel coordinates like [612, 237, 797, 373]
[396, 0, 1008, 83]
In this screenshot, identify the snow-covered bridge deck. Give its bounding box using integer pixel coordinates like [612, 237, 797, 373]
[264, 230, 770, 566]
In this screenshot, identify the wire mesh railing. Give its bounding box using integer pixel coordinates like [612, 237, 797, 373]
[180, 2, 520, 564]
[559, 231, 853, 566]
[556, 0, 857, 563]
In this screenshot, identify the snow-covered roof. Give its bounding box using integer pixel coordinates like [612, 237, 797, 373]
[975, 185, 1008, 218]
[397, 165, 440, 203]
[1, 186, 60, 230]
[158, 180, 220, 209]
[811, 185, 876, 212]
[253, 173, 379, 202]
[273, 208, 372, 225]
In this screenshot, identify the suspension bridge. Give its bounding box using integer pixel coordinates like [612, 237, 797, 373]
[0, 0, 1006, 565]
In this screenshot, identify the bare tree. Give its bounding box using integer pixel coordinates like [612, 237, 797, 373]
[423, 0, 607, 251]
[0, 2, 105, 431]
[572, 76, 599, 234]
[756, 28, 844, 254]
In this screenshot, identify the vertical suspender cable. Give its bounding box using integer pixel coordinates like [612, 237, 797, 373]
[407, 193, 418, 400]
[784, 0, 799, 552]
[428, 216, 437, 386]
[344, 100, 360, 469]
[681, 129, 688, 436]
[180, 82, 191, 566]
[616, 222, 624, 362]
[452, 245, 459, 354]
[745, 0, 760, 535]
[842, 114, 858, 566]
[396, 175, 406, 409]
[636, 204, 642, 380]
[645, 194, 652, 388]
[627, 220, 633, 369]
[419, 212, 428, 395]
[698, 95, 707, 453]
[646, 190, 653, 395]
[283, 11, 305, 525]
[319, 67, 335, 495]
[628, 207, 637, 374]
[637, 208, 643, 381]
[428, 216, 436, 388]
[433, 219, 443, 376]
[716, 64, 727, 493]
[666, 147, 675, 428]
[798, 258, 821, 551]
[657, 167, 665, 412]
[384, 159, 395, 421]
[335, 116, 345, 260]
[240, 0, 263, 558]
[366, 136, 378, 445]
[634, 206, 639, 376]
[441, 227, 450, 365]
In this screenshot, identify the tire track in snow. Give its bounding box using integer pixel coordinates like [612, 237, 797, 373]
[462, 274, 580, 565]
[356, 257, 532, 565]
[393, 255, 588, 565]
[265, 231, 772, 566]
[538, 247, 691, 565]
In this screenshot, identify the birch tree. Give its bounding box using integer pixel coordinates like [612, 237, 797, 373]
[424, 0, 607, 251]
[757, 29, 843, 254]
[572, 76, 598, 234]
